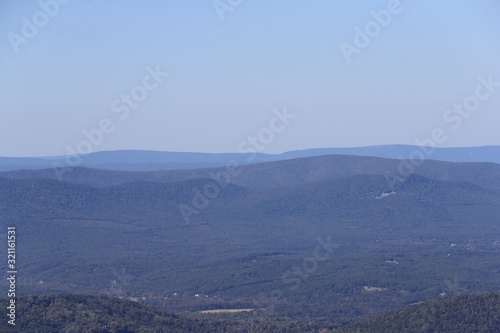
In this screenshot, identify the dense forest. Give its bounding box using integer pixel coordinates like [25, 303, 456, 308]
[1, 293, 499, 332]
[0, 295, 323, 332]
[337, 292, 500, 332]
[0, 155, 499, 328]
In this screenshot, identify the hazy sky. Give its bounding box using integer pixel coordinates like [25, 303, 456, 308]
[1, 0, 499, 157]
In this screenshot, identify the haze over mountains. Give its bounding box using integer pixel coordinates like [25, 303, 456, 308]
[2, 152, 500, 193]
[1, 150, 499, 330]
[4, 0, 499, 330]
[1, 144, 500, 172]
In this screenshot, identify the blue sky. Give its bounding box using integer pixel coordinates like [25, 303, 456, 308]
[1, 0, 499, 157]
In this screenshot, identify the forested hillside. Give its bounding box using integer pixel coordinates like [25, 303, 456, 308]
[0, 295, 321, 333]
[337, 292, 500, 332]
[2, 154, 500, 191]
[0, 167, 499, 324]
[2, 293, 499, 332]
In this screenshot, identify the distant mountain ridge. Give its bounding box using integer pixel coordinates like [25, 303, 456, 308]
[1, 144, 499, 171]
[2, 153, 500, 192]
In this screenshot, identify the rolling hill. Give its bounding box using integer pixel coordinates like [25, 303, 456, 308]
[1, 145, 500, 172]
[337, 292, 500, 333]
[2, 154, 500, 192]
[2, 294, 319, 332]
[3, 292, 499, 332]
